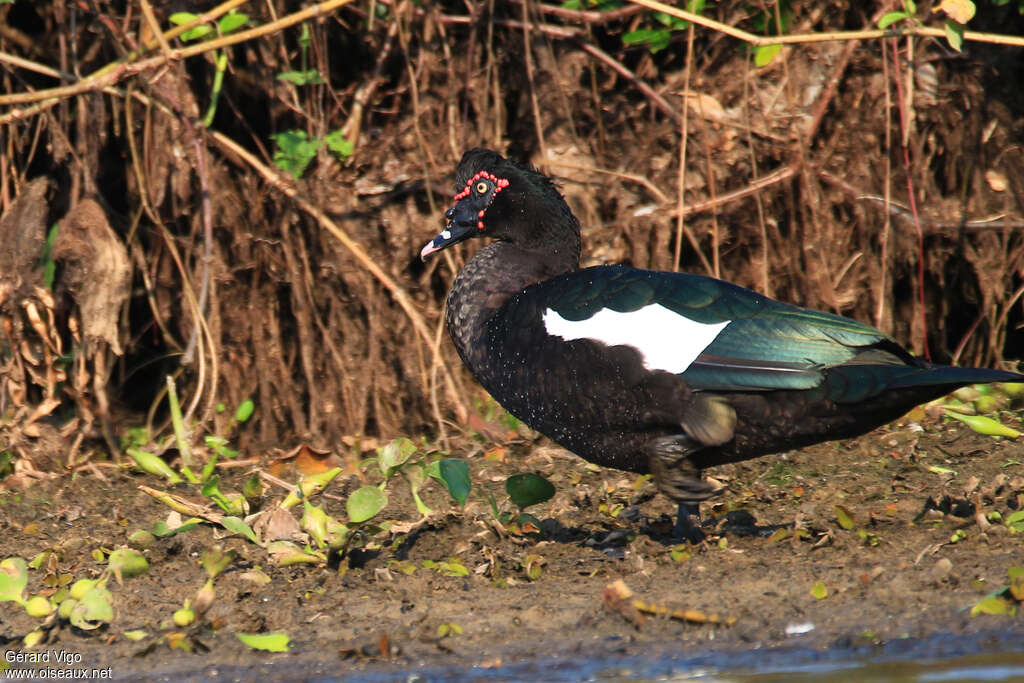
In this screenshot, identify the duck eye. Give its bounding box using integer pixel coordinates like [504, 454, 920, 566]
[475, 181, 488, 194]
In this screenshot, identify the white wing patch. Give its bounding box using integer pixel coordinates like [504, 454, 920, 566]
[542, 303, 731, 374]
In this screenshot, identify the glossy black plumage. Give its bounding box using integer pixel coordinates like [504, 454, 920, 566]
[422, 148, 1024, 523]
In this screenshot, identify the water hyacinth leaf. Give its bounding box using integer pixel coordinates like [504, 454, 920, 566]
[220, 516, 260, 545]
[236, 632, 291, 652]
[107, 548, 149, 583]
[70, 585, 114, 630]
[0, 557, 28, 603]
[347, 486, 387, 523]
[438, 459, 471, 508]
[945, 410, 1021, 438]
[505, 473, 555, 510]
[811, 581, 828, 600]
[834, 505, 855, 530]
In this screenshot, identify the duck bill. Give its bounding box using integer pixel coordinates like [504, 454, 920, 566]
[420, 207, 479, 260]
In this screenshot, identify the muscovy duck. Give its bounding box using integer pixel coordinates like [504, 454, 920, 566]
[421, 148, 1023, 537]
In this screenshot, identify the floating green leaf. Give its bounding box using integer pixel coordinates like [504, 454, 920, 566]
[811, 580, 828, 600]
[438, 459, 471, 508]
[505, 473, 555, 510]
[347, 486, 387, 523]
[236, 631, 291, 652]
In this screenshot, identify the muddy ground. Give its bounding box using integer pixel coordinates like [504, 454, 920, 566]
[1, 407, 1023, 680]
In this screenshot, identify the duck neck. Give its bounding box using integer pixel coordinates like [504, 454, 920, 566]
[445, 236, 580, 371]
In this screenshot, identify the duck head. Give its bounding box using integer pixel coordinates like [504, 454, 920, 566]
[420, 149, 581, 264]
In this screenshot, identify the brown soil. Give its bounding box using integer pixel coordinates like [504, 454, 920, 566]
[3, 2, 1024, 679]
[2, 413, 1023, 679]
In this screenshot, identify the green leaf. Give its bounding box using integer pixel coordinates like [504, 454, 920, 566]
[754, 44, 782, 67]
[811, 580, 828, 599]
[878, 11, 909, 28]
[235, 398, 255, 423]
[201, 547, 236, 579]
[945, 410, 1021, 438]
[325, 130, 354, 160]
[150, 517, 202, 538]
[403, 464, 434, 517]
[277, 70, 324, 86]
[505, 473, 555, 510]
[217, 12, 248, 34]
[107, 548, 149, 581]
[1006, 510, 1024, 533]
[971, 595, 1011, 616]
[378, 438, 416, 479]
[220, 516, 260, 545]
[270, 130, 321, 179]
[438, 459, 471, 508]
[622, 28, 671, 53]
[944, 19, 964, 51]
[126, 448, 183, 484]
[347, 486, 387, 523]
[236, 632, 291, 652]
[69, 585, 114, 630]
[0, 557, 28, 603]
[834, 505, 856, 530]
[905, 0, 918, 15]
[168, 12, 213, 42]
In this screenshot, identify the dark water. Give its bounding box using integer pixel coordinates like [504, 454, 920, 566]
[133, 630, 1024, 682]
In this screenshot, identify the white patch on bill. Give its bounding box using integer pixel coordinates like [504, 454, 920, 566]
[542, 303, 730, 374]
[441, 229, 452, 240]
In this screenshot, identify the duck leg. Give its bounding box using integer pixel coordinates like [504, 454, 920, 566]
[673, 503, 704, 542]
[646, 435, 723, 543]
